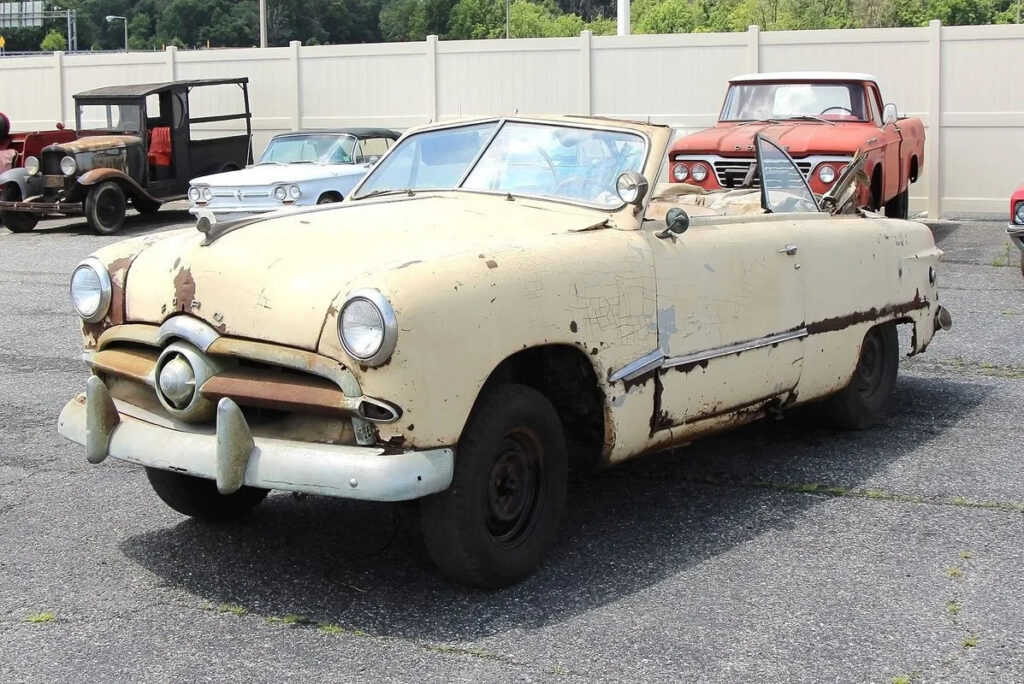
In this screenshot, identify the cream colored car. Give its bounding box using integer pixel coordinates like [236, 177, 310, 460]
[57, 116, 951, 587]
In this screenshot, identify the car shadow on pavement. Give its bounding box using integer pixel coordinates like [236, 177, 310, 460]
[120, 373, 988, 641]
[22, 210, 193, 237]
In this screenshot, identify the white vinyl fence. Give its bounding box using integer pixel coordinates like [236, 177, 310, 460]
[1, 20, 1022, 217]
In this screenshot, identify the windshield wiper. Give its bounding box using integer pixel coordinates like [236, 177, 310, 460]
[738, 119, 780, 127]
[254, 161, 284, 166]
[354, 188, 416, 200]
[786, 115, 836, 126]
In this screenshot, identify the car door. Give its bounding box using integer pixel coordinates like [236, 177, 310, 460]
[868, 84, 902, 202]
[642, 136, 814, 433]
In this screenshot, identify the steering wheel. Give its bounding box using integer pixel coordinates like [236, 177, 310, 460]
[554, 175, 607, 200]
[534, 145, 559, 183]
[820, 106, 854, 116]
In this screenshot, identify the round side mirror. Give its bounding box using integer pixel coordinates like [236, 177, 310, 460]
[882, 103, 898, 126]
[665, 207, 689, 235]
[615, 171, 649, 207]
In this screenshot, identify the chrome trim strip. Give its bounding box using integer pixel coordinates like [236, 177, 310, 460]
[610, 328, 807, 384]
[158, 316, 222, 352]
[609, 349, 666, 383]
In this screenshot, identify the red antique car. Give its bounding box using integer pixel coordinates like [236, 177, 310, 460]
[0, 112, 77, 175]
[669, 72, 925, 218]
[1009, 183, 1024, 276]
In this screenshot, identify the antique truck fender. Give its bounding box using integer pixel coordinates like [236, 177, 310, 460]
[68, 168, 162, 211]
[0, 167, 40, 199]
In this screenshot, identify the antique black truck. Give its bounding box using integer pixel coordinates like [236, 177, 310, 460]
[0, 78, 252, 234]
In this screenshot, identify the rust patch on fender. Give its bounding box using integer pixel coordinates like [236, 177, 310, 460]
[172, 267, 196, 313]
[485, 260, 498, 269]
[673, 358, 709, 374]
[649, 373, 670, 436]
[807, 291, 927, 335]
[570, 320, 578, 333]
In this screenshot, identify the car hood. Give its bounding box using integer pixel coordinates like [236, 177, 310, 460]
[48, 135, 142, 154]
[675, 122, 875, 158]
[191, 163, 371, 187]
[124, 193, 611, 351]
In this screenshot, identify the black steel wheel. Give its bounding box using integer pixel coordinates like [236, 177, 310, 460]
[420, 384, 567, 588]
[824, 322, 900, 430]
[0, 184, 39, 233]
[145, 467, 269, 521]
[84, 181, 127, 235]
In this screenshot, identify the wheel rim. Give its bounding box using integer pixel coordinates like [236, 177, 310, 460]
[485, 428, 545, 548]
[854, 330, 886, 400]
[96, 188, 123, 227]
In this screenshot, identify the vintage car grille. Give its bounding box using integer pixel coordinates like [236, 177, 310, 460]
[41, 149, 64, 176]
[713, 160, 812, 188]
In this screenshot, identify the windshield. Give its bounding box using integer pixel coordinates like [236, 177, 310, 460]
[756, 134, 820, 214]
[722, 82, 867, 122]
[77, 103, 143, 133]
[353, 120, 647, 209]
[258, 133, 358, 164]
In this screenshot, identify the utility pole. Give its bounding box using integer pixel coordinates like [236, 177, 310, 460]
[617, 0, 630, 36]
[260, 0, 268, 47]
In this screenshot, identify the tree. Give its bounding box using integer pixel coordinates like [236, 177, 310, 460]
[40, 29, 68, 52]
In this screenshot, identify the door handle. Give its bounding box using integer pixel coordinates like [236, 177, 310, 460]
[779, 244, 798, 256]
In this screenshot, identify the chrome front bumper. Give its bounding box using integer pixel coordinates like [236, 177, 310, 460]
[57, 376, 453, 502]
[1008, 224, 1024, 252]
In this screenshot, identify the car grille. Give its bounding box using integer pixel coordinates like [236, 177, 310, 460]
[713, 160, 812, 188]
[41, 150, 63, 176]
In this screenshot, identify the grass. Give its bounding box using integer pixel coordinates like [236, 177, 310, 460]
[991, 242, 1011, 267]
[266, 613, 306, 626]
[735, 479, 1024, 512]
[317, 622, 347, 635]
[962, 636, 979, 649]
[217, 603, 246, 616]
[947, 567, 964, 579]
[23, 611, 56, 624]
[946, 601, 961, 616]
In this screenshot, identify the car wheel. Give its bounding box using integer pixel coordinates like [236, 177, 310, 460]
[420, 384, 567, 588]
[824, 322, 899, 430]
[85, 181, 127, 235]
[0, 184, 39, 233]
[145, 467, 269, 521]
[317, 192, 341, 204]
[134, 198, 161, 215]
[884, 189, 909, 219]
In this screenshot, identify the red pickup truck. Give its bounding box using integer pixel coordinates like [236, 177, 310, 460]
[669, 72, 925, 218]
[0, 112, 77, 174]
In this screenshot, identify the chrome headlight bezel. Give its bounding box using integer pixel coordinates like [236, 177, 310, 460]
[288, 184, 302, 200]
[817, 165, 837, 184]
[188, 187, 202, 202]
[1014, 200, 1024, 225]
[60, 155, 77, 176]
[70, 256, 112, 323]
[337, 289, 398, 368]
[201, 187, 214, 202]
[24, 156, 40, 176]
[690, 162, 708, 182]
[672, 163, 688, 182]
[273, 186, 288, 201]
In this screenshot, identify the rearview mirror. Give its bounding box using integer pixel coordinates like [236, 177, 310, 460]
[882, 103, 898, 125]
[657, 207, 689, 240]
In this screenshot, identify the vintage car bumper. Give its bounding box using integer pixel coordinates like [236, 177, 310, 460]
[0, 199, 83, 215]
[1007, 224, 1024, 253]
[57, 376, 454, 502]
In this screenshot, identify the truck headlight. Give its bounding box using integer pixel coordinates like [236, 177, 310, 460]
[1015, 201, 1024, 225]
[338, 289, 397, 367]
[188, 187, 201, 202]
[673, 164, 688, 182]
[60, 156, 77, 176]
[690, 163, 708, 182]
[25, 156, 40, 176]
[817, 165, 837, 184]
[70, 257, 112, 323]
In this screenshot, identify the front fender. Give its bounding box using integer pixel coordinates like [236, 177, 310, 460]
[0, 167, 40, 198]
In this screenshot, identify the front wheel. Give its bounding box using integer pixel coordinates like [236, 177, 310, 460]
[84, 181, 127, 235]
[0, 184, 39, 233]
[823, 322, 899, 430]
[884, 188, 909, 219]
[420, 384, 567, 588]
[145, 467, 269, 521]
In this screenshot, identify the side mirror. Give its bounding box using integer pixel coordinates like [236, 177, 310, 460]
[657, 207, 689, 239]
[615, 170, 649, 208]
[882, 103, 898, 126]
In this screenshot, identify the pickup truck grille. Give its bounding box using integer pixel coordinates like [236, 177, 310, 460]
[713, 160, 812, 188]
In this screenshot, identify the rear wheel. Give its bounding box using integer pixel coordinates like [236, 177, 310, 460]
[420, 384, 567, 588]
[823, 322, 899, 430]
[84, 181, 127, 235]
[145, 467, 269, 521]
[0, 184, 39, 233]
[884, 189, 909, 219]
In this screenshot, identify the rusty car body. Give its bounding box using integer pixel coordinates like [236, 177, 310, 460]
[56, 115, 951, 587]
[0, 79, 252, 234]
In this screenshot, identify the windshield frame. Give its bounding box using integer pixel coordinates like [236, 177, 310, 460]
[257, 132, 359, 165]
[720, 80, 870, 123]
[348, 117, 652, 212]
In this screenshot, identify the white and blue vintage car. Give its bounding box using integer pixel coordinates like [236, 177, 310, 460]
[188, 128, 399, 222]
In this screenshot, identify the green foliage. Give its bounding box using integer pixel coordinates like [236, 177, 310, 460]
[40, 29, 69, 52]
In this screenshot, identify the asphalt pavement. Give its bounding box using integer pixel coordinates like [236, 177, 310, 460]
[1, 208, 1022, 683]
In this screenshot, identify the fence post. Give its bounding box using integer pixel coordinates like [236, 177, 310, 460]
[53, 51, 66, 126]
[927, 20, 942, 219]
[165, 45, 177, 81]
[579, 30, 592, 116]
[426, 34, 438, 122]
[289, 41, 303, 130]
[747, 25, 760, 73]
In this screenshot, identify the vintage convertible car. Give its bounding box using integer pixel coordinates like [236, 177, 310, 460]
[188, 128, 398, 222]
[57, 116, 951, 587]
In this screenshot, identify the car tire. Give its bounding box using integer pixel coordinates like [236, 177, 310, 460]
[884, 189, 909, 220]
[0, 184, 39, 233]
[420, 383, 568, 588]
[85, 181, 127, 235]
[145, 467, 269, 521]
[317, 192, 341, 204]
[134, 198, 161, 215]
[823, 322, 899, 430]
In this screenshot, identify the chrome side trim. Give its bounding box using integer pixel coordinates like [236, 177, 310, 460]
[663, 328, 807, 370]
[609, 349, 666, 383]
[158, 316, 222, 352]
[610, 328, 807, 384]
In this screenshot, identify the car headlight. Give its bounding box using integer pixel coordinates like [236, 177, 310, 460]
[60, 155, 77, 176]
[70, 257, 112, 324]
[201, 187, 213, 202]
[188, 187, 201, 202]
[1015, 201, 1024, 225]
[273, 186, 288, 201]
[337, 289, 398, 367]
[817, 165, 836, 184]
[690, 163, 708, 182]
[288, 185, 301, 200]
[25, 156, 40, 176]
[672, 164, 688, 182]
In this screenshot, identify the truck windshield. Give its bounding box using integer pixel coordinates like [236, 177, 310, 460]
[258, 133, 358, 164]
[353, 120, 647, 209]
[722, 83, 868, 122]
[77, 103, 143, 133]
